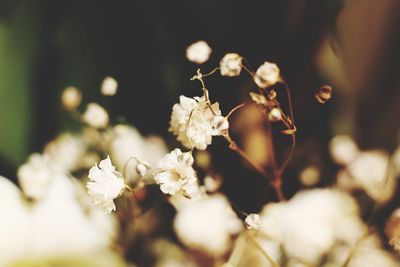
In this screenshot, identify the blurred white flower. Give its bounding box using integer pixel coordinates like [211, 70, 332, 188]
[87, 156, 125, 213]
[260, 189, 366, 265]
[82, 103, 109, 129]
[61, 86, 81, 111]
[220, 53, 242, 77]
[0, 177, 31, 266]
[347, 150, 395, 203]
[299, 165, 320, 186]
[186, 40, 212, 64]
[173, 194, 243, 257]
[204, 175, 221, 193]
[169, 95, 222, 150]
[329, 135, 359, 165]
[17, 153, 57, 200]
[268, 107, 282, 121]
[253, 61, 280, 88]
[108, 125, 167, 181]
[245, 213, 260, 230]
[44, 133, 86, 172]
[154, 149, 200, 198]
[101, 76, 118, 96]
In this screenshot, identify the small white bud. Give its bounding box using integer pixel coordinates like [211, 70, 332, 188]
[211, 115, 229, 135]
[220, 53, 242, 77]
[204, 175, 221, 193]
[268, 107, 282, 122]
[61, 86, 81, 111]
[178, 152, 194, 166]
[186, 40, 212, 64]
[82, 103, 109, 129]
[253, 61, 280, 88]
[244, 213, 260, 230]
[135, 160, 151, 177]
[101, 76, 118, 96]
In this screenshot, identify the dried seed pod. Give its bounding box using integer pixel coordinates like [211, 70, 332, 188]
[315, 85, 333, 104]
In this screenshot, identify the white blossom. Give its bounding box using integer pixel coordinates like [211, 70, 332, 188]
[87, 156, 125, 213]
[169, 95, 223, 150]
[245, 213, 260, 230]
[220, 53, 242, 77]
[82, 103, 109, 129]
[329, 135, 359, 165]
[260, 189, 366, 265]
[253, 61, 280, 88]
[101, 76, 118, 96]
[154, 149, 200, 198]
[268, 107, 282, 121]
[186, 40, 212, 64]
[61, 86, 81, 111]
[173, 194, 243, 257]
[17, 153, 57, 200]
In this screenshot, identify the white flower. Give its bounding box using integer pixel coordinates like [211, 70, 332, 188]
[220, 53, 242, 77]
[347, 150, 395, 203]
[173, 194, 243, 257]
[186, 40, 212, 64]
[253, 61, 280, 88]
[244, 213, 260, 230]
[61, 86, 81, 111]
[210, 115, 229, 135]
[260, 189, 366, 265]
[135, 160, 151, 177]
[154, 149, 200, 198]
[44, 133, 86, 172]
[87, 156, 125, 213]
[101, 76, 118, 96]
[82, 103, 109, 129]
[169, 95, 222, 150]
[329, 135, 359, 165]
[268, 107, 282, 121]
[17, 153, 57, 200]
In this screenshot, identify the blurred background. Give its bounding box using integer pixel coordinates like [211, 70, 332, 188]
[0, 0, 399, 209]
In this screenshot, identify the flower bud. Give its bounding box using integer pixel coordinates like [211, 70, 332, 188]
[245, 213, 260, 230]
[253, 61, 280, 88]
[186, 40, 212, 64]
[101, 76, 118, 96]
[178, 152, 194, 166]
[61, 86, 81, 111]
[135, 160, 151, 177]
[220, 53, 242, 77]
[268, 107, 282, 122]
[211, 115, 229, 135]
[82, 103, 109, 129]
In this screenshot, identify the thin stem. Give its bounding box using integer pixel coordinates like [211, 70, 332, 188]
[202, 67, 220, 77]
[226, 102, 253, 119]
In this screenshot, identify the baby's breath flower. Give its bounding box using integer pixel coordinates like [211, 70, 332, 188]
[61, 86, 82, 111]
[101, 76, 118, 96]
[169, 95, 223, 150]
[82, 103, 109, 129]
[244, 213, 260, 230]
[135, 160, 151, 177]
[87, 156, 125, 213]
[329, 135, 359, 165]
[253, 61, 280, 88]
[220, 53, 242, 77]
[186, 40, 212, 64]
[211, 115, 229, 135]
[17, 153, 57, 200]
[154, 149, 200, 198]
[173, 194, 243, 257]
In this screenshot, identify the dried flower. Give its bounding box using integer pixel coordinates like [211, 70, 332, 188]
[315, 85, 333, 104]
[253, 61, 280, 88]
[173, 194, 243, 257]
[82, 103, 109, 129]
[220, 53, 242, 77]
[61, 86, 82, 111]
[169, 95, 222, 150]
[87, 156, 125, 213]
[186, 40, 212, 64]
[245, 213, 260, 230]
[17, 153, 57, 200]
[101, 76, 118, 96]
[154, 149, 200, 198]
